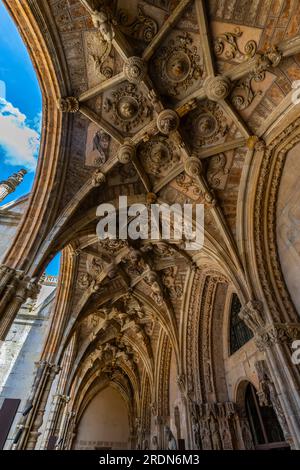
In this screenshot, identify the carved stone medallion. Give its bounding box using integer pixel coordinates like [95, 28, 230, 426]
[152, 32, 203, 98]
[184, 101, 228, 150]
[103, 83, 152, 134]
[123, 57, 147, 84]
[138, 136, 180, 177]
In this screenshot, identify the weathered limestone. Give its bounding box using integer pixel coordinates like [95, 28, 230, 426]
[0, 271, 40, 341]
[12, 361, 60, 450]
[239, 301, 300, 449]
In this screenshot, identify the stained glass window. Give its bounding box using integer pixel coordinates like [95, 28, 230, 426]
[229, 294, 253, 355]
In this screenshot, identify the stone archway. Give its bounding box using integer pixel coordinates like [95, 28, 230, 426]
[72, 386, 130, 450]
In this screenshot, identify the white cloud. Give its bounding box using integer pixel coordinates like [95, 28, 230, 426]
[0, 97, 40, 171]
[0, 81, 6, 99]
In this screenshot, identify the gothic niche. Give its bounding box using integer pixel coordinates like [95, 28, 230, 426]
[183, 101, 228, 151]
[151, 31, 203, 100]
[103, 83, 152, 134]
[138, 136, 181, 177]
[85, 123, 111, 166]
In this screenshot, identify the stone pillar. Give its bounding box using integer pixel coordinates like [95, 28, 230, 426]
[12, 361, 60, 450]
[239, 300, 300, 449]
[0, 271, 40, 341]
[39, 394, 69, 450]
[63, 411, 76, 450]
[0, 265, 15, 296]
[54, 406, 69, 450]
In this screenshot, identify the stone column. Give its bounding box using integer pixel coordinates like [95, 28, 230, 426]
[0, 273, 40, 340]
[0, 270, 24, 314]
[63, 411, 76, 450]
[239, 300, 300, 449]
[39, 394, 69, 450]
[0, 265, 15, 296]
[12, 361, 60, 450]
[54, 406, 69, 450]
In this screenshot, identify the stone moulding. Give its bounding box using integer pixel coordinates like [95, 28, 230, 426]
[254, 117, 300, 324]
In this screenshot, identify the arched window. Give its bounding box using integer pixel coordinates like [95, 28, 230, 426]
[245, 383, 288, 450]
[229, 294, 253, 355]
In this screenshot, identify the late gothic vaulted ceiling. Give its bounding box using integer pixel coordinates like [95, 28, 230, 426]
[2, 0, 300, 451]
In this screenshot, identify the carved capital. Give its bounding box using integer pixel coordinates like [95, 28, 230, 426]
[58, 97, 79, 113]
[255, 323, 300, 351]
[124, 57, 147, 84]
[238, 300, 265, 334]
[204, 75, 231, 102]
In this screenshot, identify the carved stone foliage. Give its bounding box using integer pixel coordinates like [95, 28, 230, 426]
[183, 101, 228, 151]
[87, 257, 105, 277]
[214, 27, 257, 63]
[161, 267, 183, 300]
[138, 136, 181, 177]
[98, 239, 128, 256]
[116, 4, 158, 44]
[174, 173, 201, 200]
[151, 31, 203, 99]
[103, 83, 152, 134]
[77, 272, 93, 290]
[85, 31, 114, 87]
[206, 153, 230, 190]
[231, 72, 265, 111]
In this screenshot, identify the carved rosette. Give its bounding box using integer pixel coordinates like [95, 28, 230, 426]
[138, 136, 180, 177]
[157, 110, 179, 135]
[185, 101, 228, 151]
[124, 57, 147, 84]
[103, 83, 152, 133]
[58, 97, 79, 113]
[152, 32, 203, 98]
[204, 75, 231, 102]
[118, 140, 136, 164]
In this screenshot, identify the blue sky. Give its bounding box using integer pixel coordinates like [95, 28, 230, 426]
[46, 253, 61, 276]
[0, 1, 60, 276]
[0, 0, 42, 204]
